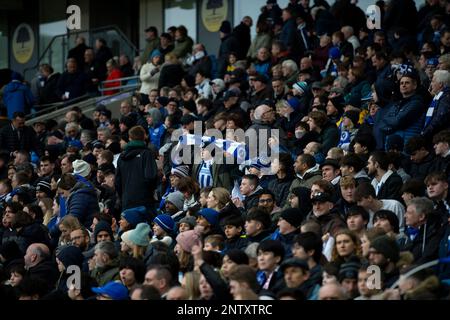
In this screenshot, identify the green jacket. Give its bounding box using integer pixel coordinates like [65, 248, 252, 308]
[91, 259, 120, 286]
[247, 33, 273, 59]
[141, 38, 160, 64]
[171, 36, 194, 59]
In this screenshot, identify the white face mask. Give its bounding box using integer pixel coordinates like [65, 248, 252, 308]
[195, 51, 205, 60]
[295, 130, 306, 139]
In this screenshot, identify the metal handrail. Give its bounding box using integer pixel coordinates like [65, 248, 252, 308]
[98, 75, 141, 95]
[23, 25, 139, 80]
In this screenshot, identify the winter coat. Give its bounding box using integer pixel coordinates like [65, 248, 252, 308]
[116, 142, 158, 210]
[382, 94, 426, 146]
[139, 62, 160, 94]
[247, 33, 273, 59]
[172, 36, 194, 59]
[39, 73, 61, 105]
[2, 81, 35, 118]
[289, 169, 322, 192]
[217, 34, 240, 78]
[422, 89, 450, 139]
[407, 152, 435, 181]
[0, 123, 39, 154]
[268, 175, 294, 207]
[199, 262, 233, 300]
[401, 214, 443, 265]
[27, 259, 59, 293]
[232, 22, 252, 60]
[158, 63, 185, 89]
[66, 182, 99, 228]
[103, 68, 124, 96]
[141, 38, 160, 64]
[318, 121, 340, 154]
[309, 208, 346, 237]
[90, 259, 120, 286]
[56, 71, 88, 100]
[223, 236, 249, 254]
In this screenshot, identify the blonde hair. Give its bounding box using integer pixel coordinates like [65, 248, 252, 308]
[210, 187, 231, 210]
[165, 53, 179, 64]
[39, 197, 54, 226]
[184, 271, 201, 300]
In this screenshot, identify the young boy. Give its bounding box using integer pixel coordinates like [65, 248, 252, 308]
[244, 208, 272, 243]
[203, 234, 224, 252]
[196, 208, 219, 236]
[151, 214, 175, 248]
[177, 216, 196, 233]
[256, 239, 285, 292]
[220, 215, 249, 254]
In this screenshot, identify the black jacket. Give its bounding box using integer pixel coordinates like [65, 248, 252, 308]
[200, 262, 233, 301]
[268, 175, 294, 207]
[0, 123, 39, 154]
[158, 64, 185, 89]
[39, 73, 61, 105]
[217, 34, 240, 78]
[376, 172, 403, 202]
[408, 152, 435, 182]
[401, 213, 444, 265]
[27, 259, 59, 293]
[223, 236, 249, 254]
[116, 142, 158, 210]
[56, 71, 88, 100]
[309, 208, 346, 237]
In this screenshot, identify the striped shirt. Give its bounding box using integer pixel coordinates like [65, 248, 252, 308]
[198, 160, 213, 189]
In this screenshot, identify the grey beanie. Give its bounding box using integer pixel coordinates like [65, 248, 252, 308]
[166, 191, 185, 211]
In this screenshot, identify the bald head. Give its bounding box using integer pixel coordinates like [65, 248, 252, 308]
[254, 105, 271, 120]
[166, 286, 187, 300]
[24, 243, 50, 269]
[319, 283, 348, 300]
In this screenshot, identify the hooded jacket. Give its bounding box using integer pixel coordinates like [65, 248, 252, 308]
[2, 80, 35, 119]
[401, 213, 444, 265]
[116, 141, 158, 210]
[66, 181, 99, 228]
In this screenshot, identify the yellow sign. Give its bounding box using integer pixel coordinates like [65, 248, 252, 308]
[12, 23, 35, 64]
[201, 0, 228, 32]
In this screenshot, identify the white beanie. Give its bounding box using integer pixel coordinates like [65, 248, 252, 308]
[72, 159, 91, 178]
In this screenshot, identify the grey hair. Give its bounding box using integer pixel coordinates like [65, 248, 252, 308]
[409, 197, 434, 216]
[433, 70, 450, 87]
[65, 122, 80, 134]
[282, 59, 298, 73]
[97, 127, 111, 137]
[95, 241, 118, 260]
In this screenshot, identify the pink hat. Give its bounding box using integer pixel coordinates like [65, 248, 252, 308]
[176, 229, 200, 253]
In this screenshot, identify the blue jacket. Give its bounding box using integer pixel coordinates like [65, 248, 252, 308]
[66, 182, 99, 228]
[3, 80, 35, 118]
[149, 123, 166, 150]
[381, 94, 425, 146]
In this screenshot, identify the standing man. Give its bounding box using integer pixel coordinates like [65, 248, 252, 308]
[0, 112, 40, 156]
[116, 126, 158, 216]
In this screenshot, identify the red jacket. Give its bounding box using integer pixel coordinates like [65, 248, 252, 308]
[103, 69, 123, 95]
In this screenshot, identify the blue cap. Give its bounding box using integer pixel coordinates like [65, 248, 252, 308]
[287, 97, 301, 112]
[92, 281, 129, 300]
[329, 47, 341, 59]
[121, 206, 147, 228]
[427, 57, 439, 66]
[198, 208, 219, 227]
[150, 49, 162, 60]
[153, 214, 175, 234]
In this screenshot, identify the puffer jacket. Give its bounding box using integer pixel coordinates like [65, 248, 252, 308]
[66, 181, 99, 228]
